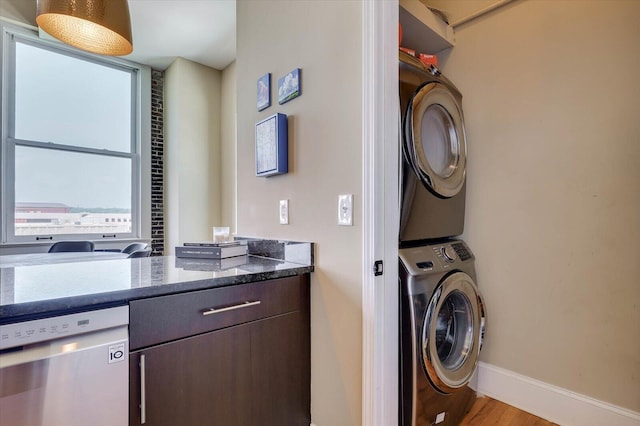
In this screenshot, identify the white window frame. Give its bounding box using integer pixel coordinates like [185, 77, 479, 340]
[0, 21, 151, 248]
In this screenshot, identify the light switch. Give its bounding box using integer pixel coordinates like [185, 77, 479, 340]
[279, 199, 289, 225]
[338, 194, 353, 226]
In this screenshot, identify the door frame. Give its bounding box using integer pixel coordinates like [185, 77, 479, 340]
[361, 1, 399, 425]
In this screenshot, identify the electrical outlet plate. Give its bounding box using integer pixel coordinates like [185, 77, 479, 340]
[279, 199, 289, 224]
[338, 194, 353, 226]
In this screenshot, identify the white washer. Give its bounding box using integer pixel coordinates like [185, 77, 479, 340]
[399, 240, 486, 426]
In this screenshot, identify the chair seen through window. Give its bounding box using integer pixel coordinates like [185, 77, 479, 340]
[48, 241, 95, 253]
[121, 242, 148, 254]
[127, 249, 151, 258]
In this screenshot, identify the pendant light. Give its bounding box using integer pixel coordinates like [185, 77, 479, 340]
[36, 0, 133, 56]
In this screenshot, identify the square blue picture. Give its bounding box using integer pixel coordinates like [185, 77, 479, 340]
[278, 68, 301, 105]
[257, 73, 271, 111]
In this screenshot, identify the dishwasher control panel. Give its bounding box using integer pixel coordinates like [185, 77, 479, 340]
[0, 305, 129, 350]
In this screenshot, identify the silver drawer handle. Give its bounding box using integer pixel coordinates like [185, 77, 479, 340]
[140, 354, 146, 424]
[202, 300, 261, 316]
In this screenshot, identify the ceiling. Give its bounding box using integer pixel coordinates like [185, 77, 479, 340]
[9, 0, 235, 71]
[420, 0, 504, 27]
[122, 0, 236, 71]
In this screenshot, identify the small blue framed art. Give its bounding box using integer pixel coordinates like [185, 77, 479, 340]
[278, 68, 301, 104]
[255, 113, 288, 177]
[257, 73, 271, 111]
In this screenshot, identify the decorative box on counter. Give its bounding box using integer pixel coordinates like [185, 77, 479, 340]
[175, 241, 248, 259]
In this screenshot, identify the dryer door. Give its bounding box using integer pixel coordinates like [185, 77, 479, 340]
[405, 81, 466, 198]
[421, 271, 485, 393]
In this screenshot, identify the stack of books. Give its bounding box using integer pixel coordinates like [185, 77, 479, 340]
[175, 256, 248, 271]
[175, 241, 248, 259]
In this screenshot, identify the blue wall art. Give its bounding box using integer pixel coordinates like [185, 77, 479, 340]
[278, 68, 301, 105]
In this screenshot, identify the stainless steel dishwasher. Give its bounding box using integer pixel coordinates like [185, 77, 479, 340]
[0, 306, 129, 426]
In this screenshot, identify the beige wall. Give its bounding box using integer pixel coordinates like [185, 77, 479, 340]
[165, 58, 222, 251]
[441, 0, 640, 411]
[221, 60, 237, 233]
[236, 1, 363, 425]
[0, 0, 36, 26]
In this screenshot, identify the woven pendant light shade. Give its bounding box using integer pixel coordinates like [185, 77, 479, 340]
[36, 0, 133, 56]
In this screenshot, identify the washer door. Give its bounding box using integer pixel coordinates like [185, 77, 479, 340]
[405, 82, 466, 198]
[421, 271, 485, 393]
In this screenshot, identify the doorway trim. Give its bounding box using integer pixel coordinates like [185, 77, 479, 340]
[361, 1, 399, 425]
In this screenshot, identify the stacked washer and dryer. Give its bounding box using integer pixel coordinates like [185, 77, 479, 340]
[398, 50, 486, 426]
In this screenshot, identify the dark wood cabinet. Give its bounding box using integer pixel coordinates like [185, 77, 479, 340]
[251, 312, 308, 425]
[129, 275, 310, 426]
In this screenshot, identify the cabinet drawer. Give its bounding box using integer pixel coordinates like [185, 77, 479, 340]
[129, 276, 304, 350]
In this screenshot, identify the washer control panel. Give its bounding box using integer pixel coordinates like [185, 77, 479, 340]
[433, 242, 473, 267]
[432, 242, 471, 267]
[441, 246, 458, 262]
[432, 245, 453, 268]
[401, 240, 474, 276]
[452, 242, 472, 261]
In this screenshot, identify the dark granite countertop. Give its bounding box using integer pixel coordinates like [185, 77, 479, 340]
[0, 239, 314, 324]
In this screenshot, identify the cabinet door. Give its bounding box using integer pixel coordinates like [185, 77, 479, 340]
[130, 324, 252, 426]
[251, 312, 310, 425]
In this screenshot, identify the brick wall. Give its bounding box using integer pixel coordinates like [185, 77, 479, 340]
[151, 70, 164, 255]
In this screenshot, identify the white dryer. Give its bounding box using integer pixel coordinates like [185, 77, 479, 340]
[399, 240, 486, 426]
[399, 50, 468, 244]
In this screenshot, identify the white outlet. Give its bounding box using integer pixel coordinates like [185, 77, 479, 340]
[435, 412, 446, 424]
[279, 199, 289, 225]
[338, 194, 353, 226]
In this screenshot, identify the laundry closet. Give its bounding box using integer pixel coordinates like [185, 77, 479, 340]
[397, 1, 640, 425]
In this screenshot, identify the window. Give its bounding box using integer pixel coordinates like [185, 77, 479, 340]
[1, 23, 151, 245]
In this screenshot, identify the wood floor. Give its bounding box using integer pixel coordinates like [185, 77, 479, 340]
[459, 397, 559, 426]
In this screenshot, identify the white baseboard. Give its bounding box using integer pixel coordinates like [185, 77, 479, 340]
[476, 362, 640, 426]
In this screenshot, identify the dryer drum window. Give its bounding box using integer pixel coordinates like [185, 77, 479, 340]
[422, 272, 483, 393]
[421, 104, 458, 179]
[409, 82, 467, 199]
[434, 290, 473, 370]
